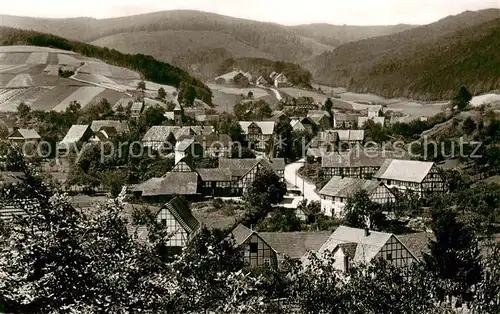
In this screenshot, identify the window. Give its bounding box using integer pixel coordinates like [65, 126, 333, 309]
[387, 180, 392, 185]
[161, 219, 167, 225]
[344, 256, 349, 272]
[264, 258, 271, 266]
[386, 252, 393, 261]
[249, 242, 258, 253]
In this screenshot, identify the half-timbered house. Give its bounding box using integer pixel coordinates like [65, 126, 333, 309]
[313, 226, 418, 272]
[231, 224, 278, 267]
[321, 149, 407, 179]
[373, 159, 446, 195]
[238, 121, 275, 150]
[319, 176, 395, 217]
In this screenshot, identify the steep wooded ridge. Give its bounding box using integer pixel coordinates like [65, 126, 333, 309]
[309, 9, 500, 101]
[0, 27, 213, 103]
[0, 10, 413, 65]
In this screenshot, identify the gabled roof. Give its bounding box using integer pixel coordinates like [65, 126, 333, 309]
[8, 128, 41, 140]
[164, 112, 175, 120]
[135, 172, 199, 196]
[175, 138, 196, 152]
[308, 110, 331, 118]
[321, 149, 405, 168]
[319, 176, 382, 198]
[195, 134, 232, 148]
[161, 197, 200, 234]
[290, 120, 306, 131]
[197, 168, 233, 182]
[231, 224, 254, 246]
[60, 125, 91, 145]
[90, 120, 129, 135]
[338, 242, 358, 259]
[0, 172, 25, 185]
[398, 232, 434, 261]
[336, 130, 365, 141]
[374, 159, 435, 183]
[259, 231, 332, 260]
[238, 121, 275, 135]
[318, 226, 395, 263]
[268, 158, 285, 172]
[142, 126, 179, 142]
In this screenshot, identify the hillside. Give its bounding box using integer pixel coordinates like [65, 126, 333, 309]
[309, 9, 500, 101]
[0, 10, 416, 69]
[291, 24, 417, 46]
[0, 27, 213, 104]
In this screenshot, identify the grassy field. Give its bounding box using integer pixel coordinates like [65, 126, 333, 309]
[0, 45, 155, 112]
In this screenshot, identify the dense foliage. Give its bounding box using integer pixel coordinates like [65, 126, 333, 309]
[0, 27, 213, 104]
[310, 11, 500, 100]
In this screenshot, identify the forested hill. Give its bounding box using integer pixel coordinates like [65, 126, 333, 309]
[0, 27, 213, 104]
[0, 10, 414, 66]
[309, 9, 500, 101]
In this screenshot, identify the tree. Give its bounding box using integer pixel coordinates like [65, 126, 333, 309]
[140, 106, 166, 129]
[158, 87, 166, 99]
[462, 117, 476, 136]
[137, 80, 146, 98]
[244, 168, 286, 209]
[247, 91, 254, 99]
[343, 190, 385, 229]
[178, 82, 196, 106]
[324, 98, 333, 113]
[257, 207, 302, 232]
[0, 158, 171, 313]
[233, 73, 249, 87]
[231, 146, 255, 158]
[471, 243, 500, 314]
[274, 120, 293, 159]
[453, 86, 472, 111]
[17, 102, 31, 125]
[424, 208, 483, 302]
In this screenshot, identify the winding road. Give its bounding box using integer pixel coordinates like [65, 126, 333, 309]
[284, 160, 321, 204]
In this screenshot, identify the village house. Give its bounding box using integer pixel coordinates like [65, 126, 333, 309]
[231, 224, 278, 267]
[269, 110, 290, 123]
[373, 159, 446, 195]
[57, 125, 94, 155]
[308, 130, 365, 157]
[256, 76, 268, 86]
[238, 121, 275, 150]
[195, 134, 232, 158]
[273, 72, 289, 88]
[321, 149, 406, 179]
[291, 96, 318, 110]
[142, 126, 215, 151]
[130, 102, 144, 120]
[358, 107, 385, 128]
[132, 166, 201, 202]
[7, 128, 41, 146]
[259, 231, 333, 266]
[164, 103, 184, 125]
[290, 117, 315, 133]
[90, 120, 129, 137]
[312, 226, 418, 272]
[333, 112, 360, 129]
[307, 110, 331, 129]
[128, 197, 200, 255]
[174, 138, 204, 164]
[319, 176, 395, 217]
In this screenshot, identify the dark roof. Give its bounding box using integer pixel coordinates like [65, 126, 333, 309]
[338, 242, 358, 259]
[161, 197, 200, 234]
[319, 177, 382, 198]
[195, 134, 232, 148]
[197, 168, 233, 182]
[231, 224, 254, 246]
[398, 232, 433, 261]
[218, 158, 260, 177]
[321, 149, 406, 168]
[193, 211, 237, 232]
[259, 231, 332, 259]
[268, 158, 285, 171]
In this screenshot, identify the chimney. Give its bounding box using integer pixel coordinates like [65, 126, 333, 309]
[364, 228, 370, 237]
